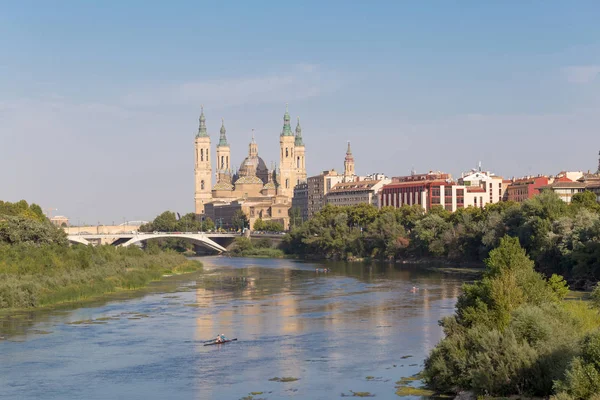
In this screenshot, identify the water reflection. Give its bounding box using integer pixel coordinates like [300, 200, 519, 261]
[0, 257, 468, 400]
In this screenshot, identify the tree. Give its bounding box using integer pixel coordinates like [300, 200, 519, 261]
[572, 191, 600, 213]
[264, 220, 284, 232]
[231, 210, 249, 231]
[253, 218, 265, 231]
[152, 211, 178, 232]
[202, 217, 215, 231]
[288, 207, 302, 229]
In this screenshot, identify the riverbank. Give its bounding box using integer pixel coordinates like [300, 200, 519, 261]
[0, 244, 202, 312]
[230, 248, 286, 258]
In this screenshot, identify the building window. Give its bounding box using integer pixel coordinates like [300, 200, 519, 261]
[286, 178, 289, 188]
[200, 149, 204, 161]
[286, 148, 289, 157]
[201, 180, 205, 190]
[297, 156, 300, 168]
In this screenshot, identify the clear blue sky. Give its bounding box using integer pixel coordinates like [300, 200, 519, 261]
[2, 1, 600, 223]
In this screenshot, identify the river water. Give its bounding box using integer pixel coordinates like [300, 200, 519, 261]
[0, 257, 469, 400]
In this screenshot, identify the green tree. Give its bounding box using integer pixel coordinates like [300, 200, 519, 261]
[202, 217, 215, 231]
[264, 220, 284, 232]
[288, 207, 302, 229]
[572, 191, 600, 213]
[152, 211, 177, 232]
[231, 210, 249, 231]
[253, 218, 265, 231]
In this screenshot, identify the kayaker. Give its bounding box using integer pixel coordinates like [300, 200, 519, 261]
[215, 333, 227, 343]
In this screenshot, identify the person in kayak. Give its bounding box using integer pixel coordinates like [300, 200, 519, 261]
[215, 333, 228, 343]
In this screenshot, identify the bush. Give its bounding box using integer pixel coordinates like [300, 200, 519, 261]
[424, 237, 600, 397]
[254, 238, 272, 248]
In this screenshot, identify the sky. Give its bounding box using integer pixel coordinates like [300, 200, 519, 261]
[2, 1, 600, 224]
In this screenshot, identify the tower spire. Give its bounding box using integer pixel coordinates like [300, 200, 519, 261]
[196, 105, 208, 137]
[249, 129, 258, 157]
[344, 141, 355, 181]
[294, 116, 304, 146]
[281, 103, 293, 136]
[218, 117, 228, 147]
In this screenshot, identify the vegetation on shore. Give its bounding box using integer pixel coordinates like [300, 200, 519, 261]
[423, 235, 600, 399]
[283, 191, 600, 287]
[230, 237, 285, 258]
[0, 200, 201, 311]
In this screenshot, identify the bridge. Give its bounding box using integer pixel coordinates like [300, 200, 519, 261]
[67, 232, 238, 253]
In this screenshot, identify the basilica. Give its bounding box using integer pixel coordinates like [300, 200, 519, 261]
[194, 105, 307, 229]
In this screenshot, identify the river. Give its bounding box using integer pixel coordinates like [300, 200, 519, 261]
[0, 257, 470, 400]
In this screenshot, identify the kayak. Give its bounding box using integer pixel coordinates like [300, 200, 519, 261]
[204, 338, 238, 346]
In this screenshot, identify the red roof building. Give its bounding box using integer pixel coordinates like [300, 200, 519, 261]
[506, 176, 550, 203]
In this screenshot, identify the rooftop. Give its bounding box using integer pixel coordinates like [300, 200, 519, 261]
[328, 180, 381, 193]
[383, 179, 455, 189]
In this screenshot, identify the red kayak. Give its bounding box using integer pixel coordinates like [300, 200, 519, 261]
[204, 338, 238, 346]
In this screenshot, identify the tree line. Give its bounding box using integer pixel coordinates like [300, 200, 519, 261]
[424, 235, 600, 399]
[283, 190, 600, 288]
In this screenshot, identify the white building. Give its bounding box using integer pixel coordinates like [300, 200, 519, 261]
[459, 169, 507, 205]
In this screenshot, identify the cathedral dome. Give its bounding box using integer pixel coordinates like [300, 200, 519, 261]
[238, 155, 269, 183]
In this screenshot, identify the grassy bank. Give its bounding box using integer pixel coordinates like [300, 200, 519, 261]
[0, 244, 202, 311]
[231, 247, 285, 258]
[229, 237, 285, 258]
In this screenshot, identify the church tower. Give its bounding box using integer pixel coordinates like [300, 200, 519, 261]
[278, 104, 296, 198]
[194, 107, 212, 214]
[294, 116, 306, 185]
[343, 141, 355, 182]
[216, 118, 231, 183]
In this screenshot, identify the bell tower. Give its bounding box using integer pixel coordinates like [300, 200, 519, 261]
[343, 141, 355, 182]
[216, 118, 231, 183]
[294, 116, 306, 185]
[278, 104, 296, 198]
[194, 106, 212, 214]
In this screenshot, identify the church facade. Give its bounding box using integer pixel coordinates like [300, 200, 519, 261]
[194, 105, 307, 230]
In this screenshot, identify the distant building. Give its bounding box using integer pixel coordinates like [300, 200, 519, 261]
[458, 166, 506, 204]
[325, 179, 391, 208]
[506, 176, 550, 203]
[381, 167, 506, 212]
[205, 196, 290, 231]
[292, 182, 308, 222]
[381, 171, 455, 211]
[50, 215, 69, 227]
[307, 170, 344, 219]
[543, 172, 600, 203]
[193, 105, 306, 227]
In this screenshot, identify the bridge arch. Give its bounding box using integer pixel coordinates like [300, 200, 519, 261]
[67, 236, 90, 246]
[121, 234, 226, 253]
